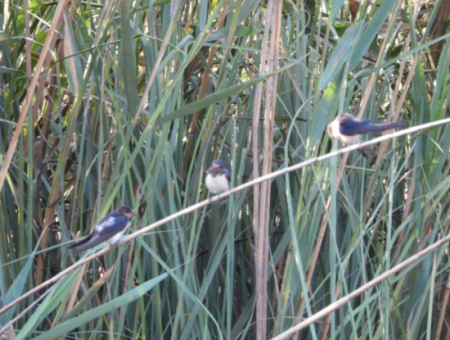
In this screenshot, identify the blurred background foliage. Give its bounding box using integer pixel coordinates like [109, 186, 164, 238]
[1, 0, 450, 339]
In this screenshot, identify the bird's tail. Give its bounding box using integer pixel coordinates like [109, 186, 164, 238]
[69, 234, 93, 254]
[360, 120, 407, 134]
[68, 245, 83, 254]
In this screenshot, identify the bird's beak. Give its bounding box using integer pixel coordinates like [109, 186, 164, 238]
[206, 165, 216, 173]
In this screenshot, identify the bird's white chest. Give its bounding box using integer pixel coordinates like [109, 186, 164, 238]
[107, 222, 130, 245]
[328, 120, 360, 146]
[205, 173, 229, 194]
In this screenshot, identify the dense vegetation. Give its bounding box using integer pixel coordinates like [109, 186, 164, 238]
[1, 0, 450, 339]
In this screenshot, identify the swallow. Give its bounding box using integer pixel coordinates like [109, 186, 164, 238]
[69, 205, 135, 254]
[327, 113, 406, 154]
[205, 159, 231, 194]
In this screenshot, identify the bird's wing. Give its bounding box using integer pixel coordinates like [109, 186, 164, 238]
[95, 214, 129, 240]
[70, 215, 126, 248]
[69, 213, 130, 253]
[339, 117, 372, 136]
[341, 118, 406, 135]
[71, 230, 103, 253]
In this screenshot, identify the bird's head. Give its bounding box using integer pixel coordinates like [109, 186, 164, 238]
[336, 113, 353, 122]
[207, 159, 228, 176]
[117, 205, 135, 218]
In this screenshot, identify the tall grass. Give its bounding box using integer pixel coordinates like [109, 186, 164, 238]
[1, 0, 450, 339]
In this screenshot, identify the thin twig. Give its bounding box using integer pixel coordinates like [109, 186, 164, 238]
[0, 283, 55, 336]
[1, 117, 449, 317]
[270, 234, 450, 340]
[293, 152, 349, 340]
[0, 0, 69, 201]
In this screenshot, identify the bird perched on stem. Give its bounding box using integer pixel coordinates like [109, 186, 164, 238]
[327, 113, 406, 156]
[205, 159, 230, 194]
[69, 205, 135, 254]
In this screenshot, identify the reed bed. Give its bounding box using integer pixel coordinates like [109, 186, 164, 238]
[1, 0, 450, 339]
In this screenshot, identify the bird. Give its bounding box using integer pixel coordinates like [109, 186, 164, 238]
[69, 205, 135, 254]
[205, 159, 231, 194]
[327, 113, 406, 154]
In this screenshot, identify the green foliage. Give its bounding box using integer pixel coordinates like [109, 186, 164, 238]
[0, 0, 449, 339]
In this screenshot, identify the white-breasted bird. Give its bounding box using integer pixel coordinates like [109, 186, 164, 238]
[327, 113, 406, 145]
[69, 205, 135, 254]
[327, 113, 406, 156]
[205, 159, 230, 194]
